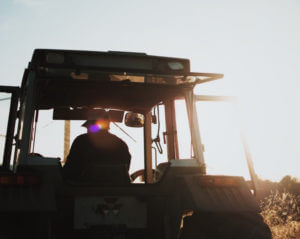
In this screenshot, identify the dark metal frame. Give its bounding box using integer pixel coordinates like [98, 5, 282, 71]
[0, 86, 20, 170]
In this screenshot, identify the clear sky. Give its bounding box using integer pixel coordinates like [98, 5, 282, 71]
[0, 0, 299, 181]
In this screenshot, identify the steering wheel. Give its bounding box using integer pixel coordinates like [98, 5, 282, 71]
[130, 169, 160, 182]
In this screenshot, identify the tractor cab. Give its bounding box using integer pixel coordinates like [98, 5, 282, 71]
[10, 49, 224, 182]
[0, 49, 271, 239]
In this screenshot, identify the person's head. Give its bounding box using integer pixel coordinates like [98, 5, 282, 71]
[82, 119, 110, 133]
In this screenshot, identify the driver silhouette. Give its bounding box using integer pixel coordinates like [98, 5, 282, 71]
[62, 119, 131, 182]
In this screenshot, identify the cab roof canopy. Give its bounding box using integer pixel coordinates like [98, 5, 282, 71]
[28, 49, 223, 113]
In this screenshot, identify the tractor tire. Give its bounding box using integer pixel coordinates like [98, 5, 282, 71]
[179, 212, 272, 239]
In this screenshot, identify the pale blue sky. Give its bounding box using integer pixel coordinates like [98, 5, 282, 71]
[0, 0, 299, 181]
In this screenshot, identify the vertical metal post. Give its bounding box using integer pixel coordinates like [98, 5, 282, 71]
[62, 120, 70, 164]
[144, 112, 152, 183]
[232, 102, 259, 195]
[185, 91, 206, 170]
[164, 100, 179, 161]
[17, 71, 36, 166]
[2, 88, 19, 170]
[240, 135, 259, 194]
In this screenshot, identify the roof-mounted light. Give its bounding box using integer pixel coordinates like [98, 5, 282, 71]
[168, 62, 184, 70]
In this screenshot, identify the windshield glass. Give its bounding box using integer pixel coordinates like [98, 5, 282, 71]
[33, 109, 145, 174]
[175, 99, 192, 159]
[195, 100, 250, 180]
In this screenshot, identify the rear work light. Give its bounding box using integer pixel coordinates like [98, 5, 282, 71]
[0, 173, 40, 186]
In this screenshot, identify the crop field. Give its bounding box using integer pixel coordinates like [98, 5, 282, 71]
[260, 191, 300, 239]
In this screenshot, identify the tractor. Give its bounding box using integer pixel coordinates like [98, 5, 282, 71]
[0, 49, 271, 238]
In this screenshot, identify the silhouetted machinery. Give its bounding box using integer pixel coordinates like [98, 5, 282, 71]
[0, 49, 272, 238]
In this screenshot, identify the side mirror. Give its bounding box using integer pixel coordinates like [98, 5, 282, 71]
[124, 113, 145, 127]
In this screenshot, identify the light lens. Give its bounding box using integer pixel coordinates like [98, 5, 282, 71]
[168, 62, 184, 70]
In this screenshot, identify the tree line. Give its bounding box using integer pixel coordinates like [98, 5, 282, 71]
[256, 175, 300, 200]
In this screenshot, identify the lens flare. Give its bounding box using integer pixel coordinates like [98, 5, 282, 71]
[96, 120, 109, 130]
[89, 124, 100, 133]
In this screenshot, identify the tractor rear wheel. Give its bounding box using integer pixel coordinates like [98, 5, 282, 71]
[179, 212, 272, 239]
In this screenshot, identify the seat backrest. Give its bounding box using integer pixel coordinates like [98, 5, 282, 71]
[79, 163, 131, 184]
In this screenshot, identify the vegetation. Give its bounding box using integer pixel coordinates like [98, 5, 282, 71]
[259, 176, 300, 239]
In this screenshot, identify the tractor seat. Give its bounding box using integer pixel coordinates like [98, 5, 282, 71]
[78, 163, 131, 184]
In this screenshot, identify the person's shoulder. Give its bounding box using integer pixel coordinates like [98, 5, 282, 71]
[107, 132, 127, 145]
[73, 133, 89, 143]
[75, 133, 88, 139]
